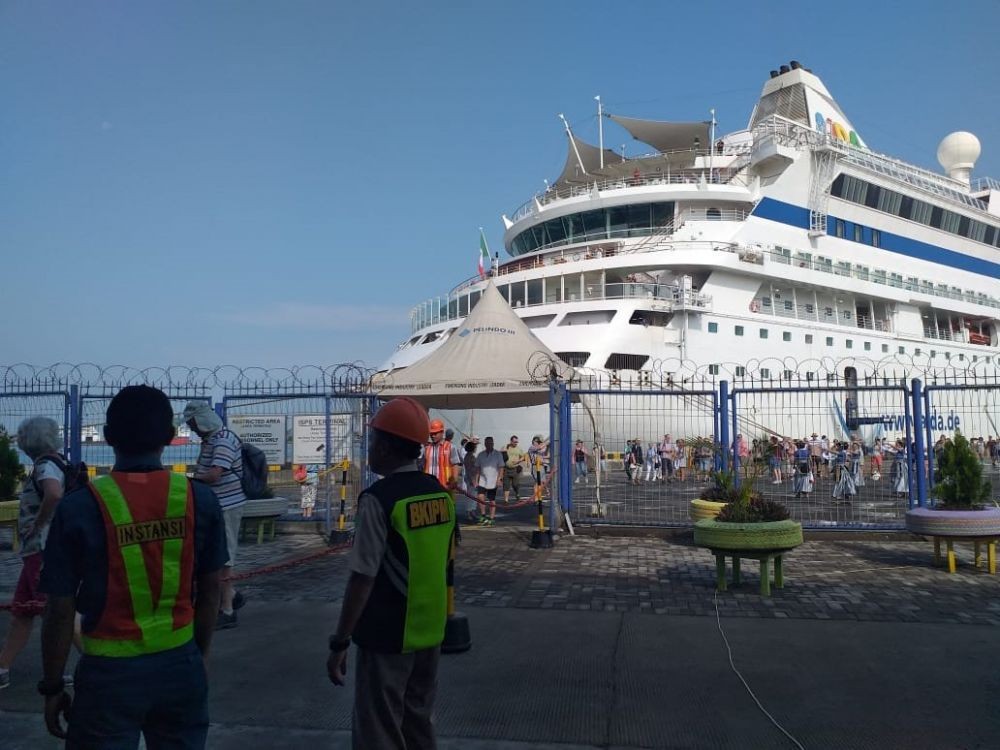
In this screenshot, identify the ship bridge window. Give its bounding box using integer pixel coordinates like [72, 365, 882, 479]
[509, 202, 675, 256]
[423, 330, 444, 344]
[559, 310, 616, 326]
[707, 207, 722, 220]
[605, 353, 650, 370]
[629, 310, 673, 327]
[556, 352, 590, 367]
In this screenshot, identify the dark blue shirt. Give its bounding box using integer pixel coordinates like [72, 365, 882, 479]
[39, 456, 228, 635]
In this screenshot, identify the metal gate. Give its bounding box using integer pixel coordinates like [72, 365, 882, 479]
[730, 377, 914, 528]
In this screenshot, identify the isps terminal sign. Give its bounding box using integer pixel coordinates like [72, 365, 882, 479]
[228, 415, 287, 465]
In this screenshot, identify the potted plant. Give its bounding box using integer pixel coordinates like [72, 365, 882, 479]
[0, 428, 26, 549]
[692, 461, 803, 594]
[905, 431, 1000, 540]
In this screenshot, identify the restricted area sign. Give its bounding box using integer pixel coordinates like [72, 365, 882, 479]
[293, 415, 351, 465]
[228, 415, 287, 465]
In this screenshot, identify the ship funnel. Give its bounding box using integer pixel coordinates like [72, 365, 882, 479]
[937, 131, 981, 185]
[779, 64, 790, 74]
[790, 60, 802, 70]
[769, 70, 779, 79]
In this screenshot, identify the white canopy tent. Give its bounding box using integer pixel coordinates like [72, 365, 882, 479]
[372, 280, 572, 409]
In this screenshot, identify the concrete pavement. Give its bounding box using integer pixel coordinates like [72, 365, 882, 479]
[3, 524, 1000, 748]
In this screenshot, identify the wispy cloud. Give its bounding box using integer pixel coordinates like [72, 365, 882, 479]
[216, 302, 409, 331]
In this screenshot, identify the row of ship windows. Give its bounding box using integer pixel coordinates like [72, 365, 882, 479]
[707, 322, 995, 361]
[830, 173, 1000, 248]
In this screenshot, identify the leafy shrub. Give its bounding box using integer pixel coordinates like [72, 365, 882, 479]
[0, 428, 26, 500]
[717, 497, 791, 523]
[932, 431, 991, 510]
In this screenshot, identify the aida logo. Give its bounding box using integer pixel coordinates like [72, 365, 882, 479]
[814, 112, 861, 147]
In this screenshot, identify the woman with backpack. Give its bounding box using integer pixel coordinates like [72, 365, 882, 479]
[0, 417, 68, 690]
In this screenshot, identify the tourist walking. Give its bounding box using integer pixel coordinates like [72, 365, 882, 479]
[767, 436, 782, 484]
[183, 401, 247, 630]
[40, 386, 227, 746]
[573, 440, 589, 484]
[643, 442, 659, 482]
[674, 439, 688, 481]
[327, 396, 455, 750]
[475, 437, 505, 526]
[0, 417, 66, 690]
[658, 434, 676, 482]
[461, 438, 479, 521]
[832, 442, 856, 501]
[888, 439, 909, 497]
[792, 441, 813, 498]
[502, 436, 526, 504]
[850, 441, 865, 489]
[871, 437, 884, 480]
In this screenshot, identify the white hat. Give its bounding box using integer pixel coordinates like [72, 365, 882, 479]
[180, 401, 223, 433]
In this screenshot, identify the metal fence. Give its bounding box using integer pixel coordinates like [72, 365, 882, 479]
[923, 373, 1000, 507]
[1, 364, 374, 535]
[559, 374, 721, 526]
[729, 377, 914, 529]
[4, 363, 999, 532]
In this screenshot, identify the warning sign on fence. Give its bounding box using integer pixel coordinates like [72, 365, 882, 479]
[293, 415, 351, 464]
[228, 415, 287, 465]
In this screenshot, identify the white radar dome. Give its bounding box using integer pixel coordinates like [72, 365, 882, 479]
[936, 131, 981, 184]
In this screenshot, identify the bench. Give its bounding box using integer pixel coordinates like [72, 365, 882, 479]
[0, 500, 18, 552]
[931, 535, 998, 574]
[239, 497, 288, 544]
[710, 548, 787, 596]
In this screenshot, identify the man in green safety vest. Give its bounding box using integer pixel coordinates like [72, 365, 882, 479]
[38, 385, 228, 747]
[328, 396, 456, 749]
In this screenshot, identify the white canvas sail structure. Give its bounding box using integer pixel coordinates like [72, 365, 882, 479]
[372, 281, 572, 409]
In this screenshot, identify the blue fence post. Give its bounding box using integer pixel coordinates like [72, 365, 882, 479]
[69, 385, 82, 462]
[548, 382, 559, 521]
[559, 382, 572, 518]
[923, 385, 935, 492]
[730, 385, 741, 486]
[718, 380, 730, 473]
[911, 379, 928, 508]
[324, 395, 334, 536]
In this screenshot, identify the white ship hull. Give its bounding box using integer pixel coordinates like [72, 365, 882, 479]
[380, 63, 1000, 447]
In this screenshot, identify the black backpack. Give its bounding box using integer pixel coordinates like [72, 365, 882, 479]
[238, 442, 269, 499]
[32, 454, 89, 496]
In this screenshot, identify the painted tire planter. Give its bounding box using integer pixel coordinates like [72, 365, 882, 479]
[690, 499, 728, 522]
[905, 507, 1000, 537]
[693, 519, 803, 551]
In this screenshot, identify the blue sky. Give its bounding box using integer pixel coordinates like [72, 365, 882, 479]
[2, 0, 998, 369]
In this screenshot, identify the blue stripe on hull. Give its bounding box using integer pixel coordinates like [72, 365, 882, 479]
[751, 197, 1000, 279]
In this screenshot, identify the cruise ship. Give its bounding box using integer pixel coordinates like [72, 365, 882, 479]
[379, 62, 1000, 441]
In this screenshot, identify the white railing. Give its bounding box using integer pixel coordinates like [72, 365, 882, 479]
[972, 176, 1000, 193]
[413, 238, 1000, 332]
[409, 281, 712, 333]
[508, 161, 753, 223]
[752, 115, 990, 213]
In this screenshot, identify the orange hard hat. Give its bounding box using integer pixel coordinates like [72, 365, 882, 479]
[429, 418, 445, 434]
[370, 398, 430, 445]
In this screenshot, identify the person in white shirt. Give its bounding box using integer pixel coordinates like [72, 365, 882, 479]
[474, 437, 505, 527]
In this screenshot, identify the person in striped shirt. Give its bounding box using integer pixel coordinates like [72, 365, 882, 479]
[183, 402, 246, 630]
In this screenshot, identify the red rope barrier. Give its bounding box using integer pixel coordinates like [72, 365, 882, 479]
[1, 542, 353, 610]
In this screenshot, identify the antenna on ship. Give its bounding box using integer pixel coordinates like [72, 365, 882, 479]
[595, 95, 604, 169]
[709, 108, 716, 183]
[559, 113, 588, 177]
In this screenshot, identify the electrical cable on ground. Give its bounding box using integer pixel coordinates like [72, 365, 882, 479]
[714, 589, 806, 750]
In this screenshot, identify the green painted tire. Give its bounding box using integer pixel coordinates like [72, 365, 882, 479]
[690, 499, 728, 522]
[693, 519, 803, 551]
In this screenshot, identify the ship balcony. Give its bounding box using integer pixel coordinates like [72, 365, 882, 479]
[409, 281, 711, 334]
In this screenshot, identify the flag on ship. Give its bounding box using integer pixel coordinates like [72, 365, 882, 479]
[478, 229, 490, 279]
